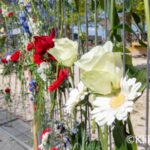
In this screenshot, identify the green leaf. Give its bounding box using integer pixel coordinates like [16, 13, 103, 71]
[108, 0, 120, 41]
[113, 121, 127, 150]
[125, 0, 133, 12]
[126, 65, 146, 93]
[87, 140, 100, 150]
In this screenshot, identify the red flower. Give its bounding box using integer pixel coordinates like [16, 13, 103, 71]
[5, 87, 10, 93]
[1, 58, 8, 64]
[48, 68, 68, 92]
[33, 53, 44, 65]
[0, 9, 2, 14]
[51, 147, 58, 150]
[33, 28, 55, 54]
[10, 50, 21, 62]
[26, 42, 34, 51]
[41, 128, 52, 139]
[7, 12, 13, 18]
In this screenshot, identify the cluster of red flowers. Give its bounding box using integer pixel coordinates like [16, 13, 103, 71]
[1, 50, 21, 64]
[26, 28, 56, 65]
[5, 87, 10, 93]
[48, 68, 69, 92]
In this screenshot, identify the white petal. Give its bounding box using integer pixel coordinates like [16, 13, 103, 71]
[131, 82, 141, 93]
[116, 111, 128, 120]
[103, 41, 113, 52]
[107, 115, 115, 126]
[95, 111, 108, 122]
[6, 55, 11, 61]
[97, 118, 107, 126]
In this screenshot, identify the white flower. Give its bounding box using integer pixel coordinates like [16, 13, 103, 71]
[49, 38, 78, 67]
[37, 62, 49, 73]
[1, 5, 8, 17]
[42, 132, 49, 145]
[38, 130, 51, 150]
[91, 77, 141, 126]
[28, 17, 41, 35]
[37, 62, 49, 81]
[38, 144, 44, 150]
[75, 41, 123, 95]
[65, 82, 88, 114]
[6, 55, 11, 61]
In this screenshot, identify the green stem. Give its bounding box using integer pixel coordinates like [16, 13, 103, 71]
[127, 115, 138, 150]
[103, 125, 108, 150]
[98, 124, 108, 150]
[69, 67, 75, 88]
[98, 127, 105, 150]
[49, 90, 56, 119]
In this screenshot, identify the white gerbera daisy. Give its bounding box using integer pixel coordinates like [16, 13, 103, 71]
[65, 82, 88, 114]
[91, 77, 141, 126]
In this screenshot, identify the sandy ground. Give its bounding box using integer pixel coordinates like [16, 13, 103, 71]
[0, 55, 149, 149]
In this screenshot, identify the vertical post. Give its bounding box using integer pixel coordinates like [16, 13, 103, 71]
[85, 0, 88, 51]
[144, 0, 150, 149]
[104, 0, 107, 40]
[26, 70, 38, 150]
[95, 0, 98, 45]
[122, 0, 126, 77]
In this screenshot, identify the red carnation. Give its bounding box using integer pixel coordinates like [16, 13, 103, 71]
[1, 58, 8, 64]
[26, 42, 34, 51]
[5, 87, 10, 93]
[48, 68, 69, 92]
[10, 50, 21, 62]
[7, 12, 13, 18]
[40, 128, 52, 139]
[33, 53, 44, 65]
[33, 28, 55, 54]
[51, 147, 58, 150]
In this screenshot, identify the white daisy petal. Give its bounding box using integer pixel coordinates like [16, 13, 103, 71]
[107, 116, 115, 126]
[97, 118, 107, 126]
[65, 82, 88, 114]
[91, 76, 142, 127]
[93, 98, 110, 107]
[95, 112, 108, 122]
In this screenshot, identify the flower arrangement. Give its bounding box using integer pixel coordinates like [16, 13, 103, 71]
[0, 1, 148, 150]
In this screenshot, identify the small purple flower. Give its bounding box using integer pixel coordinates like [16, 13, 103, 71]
[29, 80, 36, 87]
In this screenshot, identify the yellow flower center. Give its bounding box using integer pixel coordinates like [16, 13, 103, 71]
[110, 94, 125, 108]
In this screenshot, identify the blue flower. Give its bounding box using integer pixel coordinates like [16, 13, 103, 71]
[19, 11, 31, 35]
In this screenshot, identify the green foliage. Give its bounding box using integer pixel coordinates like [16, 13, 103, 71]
[113, 120, 137, 150]
[127, 65, 146, 93]
[69, 122, 100, 150]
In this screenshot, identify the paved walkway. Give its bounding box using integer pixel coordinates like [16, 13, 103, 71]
[0, 108, 32, 150]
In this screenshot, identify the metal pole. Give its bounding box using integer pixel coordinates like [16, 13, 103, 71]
[104, 0, 107, 40]
[85, 0, 88, 51]
[95, 0, 98, 45]
[122, 0, 126, 77]
[145, 45, 150, 150]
